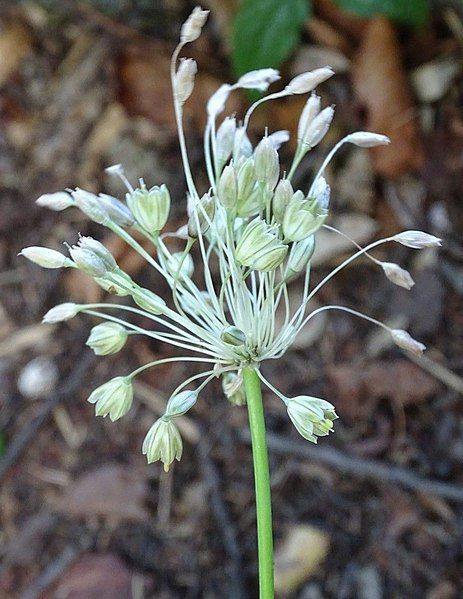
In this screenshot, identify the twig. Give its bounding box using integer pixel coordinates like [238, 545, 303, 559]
[0, 353, 95, 483]
[240, 431, 463, 503]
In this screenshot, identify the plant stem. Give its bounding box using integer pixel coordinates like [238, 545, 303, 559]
[243, 366, 274, 599]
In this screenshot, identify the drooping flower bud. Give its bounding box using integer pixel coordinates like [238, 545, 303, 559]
[272, 179, 293, 223]
[36, 191, 74, 211]
[42, 303, 79, 323]
[69, 246, 107, 277]
[235, 68, 280, 91]
[165, 390, 198, 417]
[286, 395, 338, 443]
[88, 376, 133, 421]
[142, 417, 183, 471]
[126, 184, 171, 233]
[180, 6, 209, 43]
[86, 322, 128, 355]
[391, 329, 426, 356]
[286, 235, 315, 274]
[217, 164, 238, 210]
[20, 247, 71, 269]
[381, 262, 415, 290]
[301, 106, 334, 149]
[285, 67, 334, 94]
[175, 58, 197, 106]
[77, 236, 118, 271]
[297, 93, 321, 141]
[188, 193, 216, 238]
[216, 117, 236, 166]
[222, 372, 246, 406]
[344, 132, 390, 148]
[393, 231, 442, 249]
[220, 326, 246, 346]
[283, 192, 327, 242]
[133, 288, 166, 314]
[236, 218, 288, 271]
[254, 137, 279, 190]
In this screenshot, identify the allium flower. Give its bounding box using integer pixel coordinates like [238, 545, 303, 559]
[23, 6, 438, 463]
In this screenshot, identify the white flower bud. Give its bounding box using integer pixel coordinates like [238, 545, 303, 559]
[167, 252, 194, 279]
[254, 137, 279, 190]
[77, 236, 118, 271]
[344, 132, 390, 148]
[72, 188, 109, 225]
[220, 326, 246, 346]
[267, 130, 290, 150]
[188, 193, 216, 238]
[175, 58, 197, 106]
[235, 68, 280, 91]
[36, 191, 74, 211]
[218, 164, 238, 210]
[233, 126, 253, 162]
[42, 303, 79, 323]
[86, 322, 128, 355]
[236, 218, 288, 272]
[180, 6, 209, 43]
[312, 176, 330, 210]
[142, 417, 183, 471]
[216, 117, 237, 165]
[286, 395, 338, 443]
[302, 106, 334, 148]
[286, 67, 334, 94]
[69, 246, 107, 277]
[297, 93, 321, 141]
[272, 179, 293, 223]
[98, 194, 135, 227]
[393, 231, 442, 249]
[165, 390, 198, 417]
[88, 376, 133, 421]
[391, 329, 426, 356]
[133, 288, 166, 314]
[283, 192, 327, 242]
[381, 262, 415, 290]
[236, 159, 258, 217]
[207, 83, 232, 117]
[287, 235, 315, 274]
[222, 372, 246, 406]
[20, 246, 70, 269]
[126, 184, 170, 233]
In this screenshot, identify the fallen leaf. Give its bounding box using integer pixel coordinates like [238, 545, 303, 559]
[352, 17, 423, 178]
[47, 553, 133, 599]
[57, 464, 148, 522]
[274, 524, 330, 595]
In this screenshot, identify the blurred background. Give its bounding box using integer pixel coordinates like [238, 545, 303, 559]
[1, 1, 463, 597]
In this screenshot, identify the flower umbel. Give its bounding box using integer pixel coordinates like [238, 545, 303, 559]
[23, 6, 439, 467]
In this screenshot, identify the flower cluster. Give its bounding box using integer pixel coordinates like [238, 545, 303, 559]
[22, 7, 441, 470]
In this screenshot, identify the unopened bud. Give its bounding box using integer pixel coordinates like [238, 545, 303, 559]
[207, 83, 232, 117]
[98, 194, 135, 227]
[165, 390, 198, 417]
[86, 322, 128, 356]
[286, 67, 334, 94]
[175, 58, 197, 106]
[36, 191, 74, 211]
[273, 179, 293, 223]
[267, 130, 290, 150]
[42, 303, 79, 323]
[142, 417, 183, 471]
[221, 326, 246, 346]
[88, 376, 133, 421]
[391, 329, 426, 356]
[218, 164, 238, 210]
[381, 262, 415, 290]
[72, 188, 109, 225]
[126, 184, 170, 233]
[236, 159, 257, 217]
[69, 246, 107, 277]
[393, 230, 442, 249]
[20, 246, 70, 269]
[345, 132, 390, 148]
[283, 192, 327, 241]
[297, 93, 321, 141]
[233, 126, 253, 162]
[286, 395, 338, 443]
[180, 6, 209, 43]
[302, 106, 334, 148]
[235, 68, 280, 91]
[254, 137, 279, 190]
[77, 236, 118, 271]
[287, 235, 315, 274]
[222, 372, 246, 406]
[236, 218, 288, 271]
[312, 176, 330, 210]
[216, 117, 236, 165]
[133, 288, 166, 314]
[188, 193, 216, 237]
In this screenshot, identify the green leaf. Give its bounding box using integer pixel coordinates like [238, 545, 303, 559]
[232, 0, 311, 78]
[333, 0, 430, 28]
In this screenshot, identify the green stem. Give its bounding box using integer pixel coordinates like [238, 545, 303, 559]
[243, 366, 274, 599]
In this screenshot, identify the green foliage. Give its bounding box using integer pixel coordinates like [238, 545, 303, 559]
[333, 0, 430, 28]
[232, 0, 311, 77]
